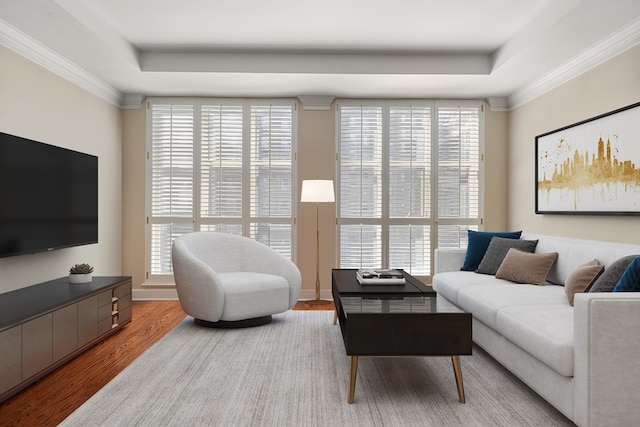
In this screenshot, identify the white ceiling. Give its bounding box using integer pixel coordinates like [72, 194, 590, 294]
[1, 0, 639, 109]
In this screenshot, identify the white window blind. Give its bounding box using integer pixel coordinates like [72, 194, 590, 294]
[150, 104, 195, 276]
[337, 100, 482, 277]
[436, 104, 482, 251]
[147, 100, 296, 282]
[338, 105, 383, 268]
[249, 105, 294, 255]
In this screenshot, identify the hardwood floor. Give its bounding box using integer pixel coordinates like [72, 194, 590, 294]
[0, 300, 334, 426]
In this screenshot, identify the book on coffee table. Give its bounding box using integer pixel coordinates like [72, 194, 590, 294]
[356, 269, 406, 285]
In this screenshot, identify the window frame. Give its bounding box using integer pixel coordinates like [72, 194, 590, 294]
[335, 99, 484, 278]
[145, 97, 298, 285]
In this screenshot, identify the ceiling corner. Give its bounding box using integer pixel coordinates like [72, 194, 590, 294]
[0, 19, 123, 108]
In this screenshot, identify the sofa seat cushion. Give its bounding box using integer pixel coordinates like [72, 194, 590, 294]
[457, 282, 568, 330]
[432, 271, 506, 305]
[219, 272, 290, 321]
[496, 305, 574, 377]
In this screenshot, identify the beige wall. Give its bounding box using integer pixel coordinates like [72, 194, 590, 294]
[296, 106, 337, 298]
[483, 104, 509, 231]
[0, 46, 123, 293]
[508, 45, 640, 244]
[122, 106, 147, 293]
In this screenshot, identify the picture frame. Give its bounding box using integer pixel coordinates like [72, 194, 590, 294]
[535, 102, 640, 215]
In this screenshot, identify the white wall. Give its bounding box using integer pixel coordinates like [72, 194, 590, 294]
[0, 46, 123, 293]
[508, 45, 640, 244]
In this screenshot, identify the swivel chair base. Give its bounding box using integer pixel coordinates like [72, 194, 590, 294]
[194, 315, 272, 329]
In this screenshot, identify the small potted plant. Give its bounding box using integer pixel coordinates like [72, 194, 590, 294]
[69, 263, 94, 284]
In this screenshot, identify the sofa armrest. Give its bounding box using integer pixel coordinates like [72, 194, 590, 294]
[573, 292, 640, 427]
[434, 248, 466, 274]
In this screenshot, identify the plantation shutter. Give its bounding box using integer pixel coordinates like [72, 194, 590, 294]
[337, 105, 383, 268]
[149, 104, 195, 275]
[200, 104, 244, 220]
[249, 105, 295, 257]
[337, 100, 482, 277]
[147, 99, 296, 282]
[388, 105, 432, 275]
[436, 103, 482, 249]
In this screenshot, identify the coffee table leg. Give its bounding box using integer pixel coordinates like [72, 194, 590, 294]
[451, 355, 465, 403]
[333, 310, 338, 325]
[348, 356, 359, 404]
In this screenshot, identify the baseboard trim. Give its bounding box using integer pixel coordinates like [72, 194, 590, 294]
[132, 288, 179, 301]
[132, 287, 333, 301]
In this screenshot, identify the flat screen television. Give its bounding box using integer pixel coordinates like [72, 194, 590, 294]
[0, 132, 98, 258]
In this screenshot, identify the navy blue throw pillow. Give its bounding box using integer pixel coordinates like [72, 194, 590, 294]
[613, 256, 640, 292]
[461, 230, 522, 271]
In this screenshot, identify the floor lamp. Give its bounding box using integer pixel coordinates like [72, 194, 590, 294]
[301, 179, 335, 305]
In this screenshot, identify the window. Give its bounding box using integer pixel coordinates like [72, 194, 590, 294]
[147, 99, 297, 283]
[336, 100, 482, 276]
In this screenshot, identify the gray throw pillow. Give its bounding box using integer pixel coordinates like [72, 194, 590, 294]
[476, 237, 539, 275]
[589, 255, 639, 292]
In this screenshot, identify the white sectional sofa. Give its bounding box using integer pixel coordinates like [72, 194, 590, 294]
[432, 234, 640, 427]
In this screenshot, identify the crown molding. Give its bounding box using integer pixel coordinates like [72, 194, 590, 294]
[298, 96, 335, 110]
[508, 18, 640, 110]
[485, 97, 509, 112]
[3, 15, 637, 112]
[0, 19, 125, 108]
[121, 94, 146, 110]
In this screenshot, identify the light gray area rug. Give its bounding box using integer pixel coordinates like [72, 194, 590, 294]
[60, 311, 574, 427]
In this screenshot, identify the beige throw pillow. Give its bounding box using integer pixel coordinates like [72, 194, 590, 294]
[495, 248, 558, 285]
[565, 260, 604, 305]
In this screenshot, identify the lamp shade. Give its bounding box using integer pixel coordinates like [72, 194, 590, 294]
[301, 180, 335, 203]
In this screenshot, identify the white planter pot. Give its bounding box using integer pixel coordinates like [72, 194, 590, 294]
[69, 273, 93, 284]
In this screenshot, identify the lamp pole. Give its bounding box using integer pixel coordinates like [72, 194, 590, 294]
[315, 200, 321, 301]
[301, 179, 334, 305]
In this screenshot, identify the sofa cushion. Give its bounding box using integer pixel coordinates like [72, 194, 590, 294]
[613, 256, 640, 292]
[564, 260, 604, 305]
[457, 282, 568, 330]
[589, 255, 638, 292]
[432, 271, 501, 305]
[461, 230, 522, 271]
[495, 249, 558, 285]
[218, 272, 290, 321]
[496, 305, 575, 377]
[476, 237, 538, 275]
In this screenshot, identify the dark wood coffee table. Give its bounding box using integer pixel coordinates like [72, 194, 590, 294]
[331, 269, 472, 404]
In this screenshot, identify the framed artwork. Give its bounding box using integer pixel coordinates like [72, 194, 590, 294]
[535, 102, 640, 215]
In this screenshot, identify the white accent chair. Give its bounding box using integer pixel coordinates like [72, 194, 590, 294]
[172, 232, 302, 327]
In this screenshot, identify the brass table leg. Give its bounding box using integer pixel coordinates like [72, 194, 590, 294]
[451, 355, 465, 403]
[348, 356, 359, 404]
[333, 310, 338, 325]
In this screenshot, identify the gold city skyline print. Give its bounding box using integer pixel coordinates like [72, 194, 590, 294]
[536, 103, 640, 214]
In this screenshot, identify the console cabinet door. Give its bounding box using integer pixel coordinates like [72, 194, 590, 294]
[53, 304, 78, 362]
[0, 326, 22, 394]
[77, 295, 98, 347]
[22, 314, 53, 379]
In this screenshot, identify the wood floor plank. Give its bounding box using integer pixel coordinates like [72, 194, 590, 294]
[0, 300, 186, 427]
[0, 299, 333, 426]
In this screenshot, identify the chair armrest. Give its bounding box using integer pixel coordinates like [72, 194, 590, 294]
[434, 248, 466, 274]
[172, 240, 225, 321]
[239, 241, 302, 307]
[573, 292, 640, 427]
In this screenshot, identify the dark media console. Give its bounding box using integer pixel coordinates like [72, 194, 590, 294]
[0, 276, 132, 402]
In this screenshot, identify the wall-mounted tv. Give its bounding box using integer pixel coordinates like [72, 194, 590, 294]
[0, 132, 98, 258]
